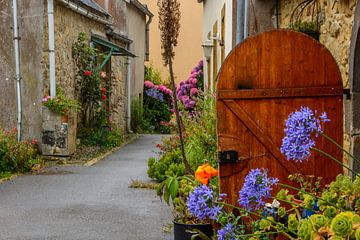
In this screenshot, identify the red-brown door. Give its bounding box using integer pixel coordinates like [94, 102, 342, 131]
[216, 29, 343, 205]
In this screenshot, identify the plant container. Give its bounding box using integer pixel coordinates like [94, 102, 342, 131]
[173, 221, 213, 240]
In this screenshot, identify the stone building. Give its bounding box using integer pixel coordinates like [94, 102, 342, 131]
[0, 0, 152, 154]
[198, 0, 360, 172]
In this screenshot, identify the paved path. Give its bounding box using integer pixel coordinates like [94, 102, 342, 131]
[0, 135, 172, 240]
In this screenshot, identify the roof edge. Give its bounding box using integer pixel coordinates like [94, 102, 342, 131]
[129, 0, 153, 17]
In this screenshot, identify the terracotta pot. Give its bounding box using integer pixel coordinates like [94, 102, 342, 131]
[61, 114, 68, 123]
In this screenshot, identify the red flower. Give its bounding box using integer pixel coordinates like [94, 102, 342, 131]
[101, 94, 107, 100]
[84, 70, 91, 76]
[101, 87, 107, 93]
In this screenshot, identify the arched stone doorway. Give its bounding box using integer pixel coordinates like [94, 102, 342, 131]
[349, 1, 360, 174]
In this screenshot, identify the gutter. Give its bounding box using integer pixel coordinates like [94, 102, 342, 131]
[57, 0, 113, 25]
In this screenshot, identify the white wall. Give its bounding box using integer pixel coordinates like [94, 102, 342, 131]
[202, 0, 233, 92]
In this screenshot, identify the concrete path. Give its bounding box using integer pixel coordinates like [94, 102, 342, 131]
[0, 135, 172, 240]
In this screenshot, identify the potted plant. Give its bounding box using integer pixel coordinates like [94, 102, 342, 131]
[157, 163, 218, 240]
[42, 88, 81, 120]
[290, 0, 321, 41]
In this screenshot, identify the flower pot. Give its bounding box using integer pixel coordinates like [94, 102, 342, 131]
[301, 30, 320, 41]
[173, 221, 213, 240]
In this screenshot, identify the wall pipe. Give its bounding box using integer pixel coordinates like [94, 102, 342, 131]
[145, 15, 153, 61]
[58, 0, 112, 25]
[12, 0, 22, 141]
[236, 0, 244, 44]
[48, 0, 56, 97]
[126, 56, 132, 133]
[244, 0, 249, 39]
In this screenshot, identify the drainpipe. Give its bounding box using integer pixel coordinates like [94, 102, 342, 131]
[244, 0, 249, 39]
[48, 0, 56, 97]
[126, 56, 132, 133]
[12, 0, 22, 141]
[236, 0, 244, 44]
[145, 15, 153, 61]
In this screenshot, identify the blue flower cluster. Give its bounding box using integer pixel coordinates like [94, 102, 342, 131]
[217, 223, 238, 240]
[187, 184, 222, 221]
[280, 106, 330, 162]
[238, 168, 278, 211]
[145, 88, 164, 102]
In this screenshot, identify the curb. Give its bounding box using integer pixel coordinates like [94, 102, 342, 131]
[83, 134, 139, 167]
[0, 174, 19, 184]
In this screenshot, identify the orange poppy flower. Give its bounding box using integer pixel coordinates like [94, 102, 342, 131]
[195, 163, 218, 185]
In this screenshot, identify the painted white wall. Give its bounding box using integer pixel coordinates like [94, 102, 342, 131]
[201, 0, 233, 92]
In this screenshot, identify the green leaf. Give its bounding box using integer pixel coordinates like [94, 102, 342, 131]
[169, 178, 179, 200]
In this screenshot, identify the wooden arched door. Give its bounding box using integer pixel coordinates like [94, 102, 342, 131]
[216, 29, 343, 204]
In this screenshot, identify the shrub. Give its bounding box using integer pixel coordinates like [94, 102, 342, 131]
[147, 93, 217, 181]
[141, 66, 173, 134]
[77, 127, 123, 148]
[0, 129, 40, 173]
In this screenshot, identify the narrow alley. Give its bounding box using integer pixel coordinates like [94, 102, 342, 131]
[0, 135, 172, 240]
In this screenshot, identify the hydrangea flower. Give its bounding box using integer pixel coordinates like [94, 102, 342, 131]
[176, 60, 204, 113]
[144, 80, 155, 88]
[187, 184, 222, 221]
[280, 106, 330, 162]
[145, 88, 164, 102]
[238, 168, 278, 211]
[217, 223, 238, 240]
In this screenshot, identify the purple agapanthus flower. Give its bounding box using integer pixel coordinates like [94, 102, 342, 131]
[280, 106, 330, 162]
[187, 185, 222, 221]
[145, 88, 164, 102]
[238, 168, 278, 211]
[217, 223, 238, 240]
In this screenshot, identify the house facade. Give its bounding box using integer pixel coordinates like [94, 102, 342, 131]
[142, 0, 203, 83]
[198, 0, 360, 172]
[0, 0, 151, 154]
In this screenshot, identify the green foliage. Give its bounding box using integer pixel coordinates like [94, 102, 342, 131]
[145, 65, 163, 85]
[292, 21, 320, 32]
[72, 32, 115, 129]
[183, 93, 217, 168]
[42, 88, 81, 115]
[142, 94, 172, 134]
[77, 127, 123, 148]
[140, 65, 173, 134]
[131, 98, 143, 132]
[147, 146, 185, 182]
[0, 129, 40, 173]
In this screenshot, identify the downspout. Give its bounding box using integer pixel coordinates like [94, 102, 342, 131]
[48, 0, 56, 97]
[145, 15, 153, 61]
[12, 0, 22, 141]
[244, 0, 249, 39]
[126, 56, 132, 133]
[236, 0, 244, 44]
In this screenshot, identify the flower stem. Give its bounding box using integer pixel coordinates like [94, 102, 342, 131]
[312, 147, 359, 177]
[270, 197, 315, 211]
[277, 183, 345, 211]
[320, 132, 360, 165]
[217, 202, 298, 237]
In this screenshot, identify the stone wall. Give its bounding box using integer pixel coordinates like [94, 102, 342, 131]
[278, 0, 358, 167]
[47, 2, 127, 132]
[278, 0, 357, 89]
[0, 0, 45, 140]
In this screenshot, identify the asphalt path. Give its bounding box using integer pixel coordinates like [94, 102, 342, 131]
[0, 135, 172, 240]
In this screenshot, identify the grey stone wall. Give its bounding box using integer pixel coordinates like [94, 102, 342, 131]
[0, 0, 45, 140]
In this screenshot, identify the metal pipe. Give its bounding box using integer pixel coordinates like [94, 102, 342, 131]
[145, 15, 153, 61]
[126, 56, 132, 133]
[48, 0, 56, 97]
[244, 0, 249, 39]
[12, 0, 22, 141]
[236, 0, 244, 44]
[58, 0, 112, 25]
